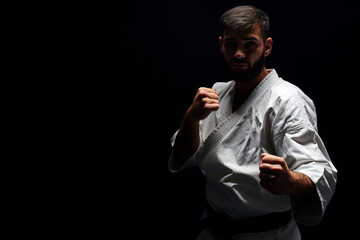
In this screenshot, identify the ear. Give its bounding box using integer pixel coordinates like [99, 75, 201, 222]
[264, 37, 273, 57]
[219, 36, 224, 53]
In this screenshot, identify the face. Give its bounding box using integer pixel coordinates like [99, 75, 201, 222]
[219, 24, 273, 82]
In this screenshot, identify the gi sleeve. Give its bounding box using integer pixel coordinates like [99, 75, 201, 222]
[272, 95, 337, 225]
[168, 130, 198, 172]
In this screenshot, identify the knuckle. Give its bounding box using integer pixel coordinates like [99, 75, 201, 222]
[201, 97, 209, 103]
[198, 89, 207, 97]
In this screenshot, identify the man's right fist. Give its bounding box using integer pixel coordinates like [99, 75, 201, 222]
[186, 87, 220, 121]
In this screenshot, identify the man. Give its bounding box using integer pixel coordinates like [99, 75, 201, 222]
[169, 5, 337, 240]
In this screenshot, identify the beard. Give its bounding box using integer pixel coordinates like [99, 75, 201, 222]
[224, 52, 265, 83]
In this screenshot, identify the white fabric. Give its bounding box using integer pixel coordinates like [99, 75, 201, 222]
[169, 69, 337, 229]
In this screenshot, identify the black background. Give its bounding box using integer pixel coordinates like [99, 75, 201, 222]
[8, 0, 358, 239]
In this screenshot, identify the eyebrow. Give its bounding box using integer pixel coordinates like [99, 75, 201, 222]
[224, 36, 260, 42]
[244, 37, 260, 41]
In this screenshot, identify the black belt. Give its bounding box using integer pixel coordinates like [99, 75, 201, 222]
[190, 204, 292, 239]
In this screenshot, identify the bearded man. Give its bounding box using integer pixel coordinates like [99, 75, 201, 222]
[169, 5, 337, 240]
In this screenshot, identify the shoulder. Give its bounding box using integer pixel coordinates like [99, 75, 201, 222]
[272, 78, 313, 105]
[271, 77, 315, 112]
[268, 77, 318, 131]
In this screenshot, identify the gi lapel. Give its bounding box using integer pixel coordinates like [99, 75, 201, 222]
[197, 70, 279, 162]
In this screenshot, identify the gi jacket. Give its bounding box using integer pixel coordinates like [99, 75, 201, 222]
[169, 69, 337, 225]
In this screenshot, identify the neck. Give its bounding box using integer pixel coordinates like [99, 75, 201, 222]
[232, 67, 269, 112]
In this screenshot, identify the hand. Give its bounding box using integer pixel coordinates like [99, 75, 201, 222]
[259, 153, 294, 195]
[186, 87, 220, 121]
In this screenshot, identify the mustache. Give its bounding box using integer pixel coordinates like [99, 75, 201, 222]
[231, 58, 249, 64]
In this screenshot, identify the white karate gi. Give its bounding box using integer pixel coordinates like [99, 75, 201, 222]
[169, 69, 337, 239]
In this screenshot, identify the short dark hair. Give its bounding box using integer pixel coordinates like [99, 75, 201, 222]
[220, 5, 270, 41]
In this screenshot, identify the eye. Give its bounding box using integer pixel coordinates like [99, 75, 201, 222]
[244, 41, 257, 48]
[224, 41, 237, 48]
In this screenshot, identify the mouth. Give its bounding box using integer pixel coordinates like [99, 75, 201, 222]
[232, 62, 248, 66]
[231, 59, 249, 66]
[231, 62, 249, 70]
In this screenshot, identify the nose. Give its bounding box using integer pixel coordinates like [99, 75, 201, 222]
[234, 48, 245, 59]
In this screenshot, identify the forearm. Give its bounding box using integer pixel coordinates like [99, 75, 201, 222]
[171, 87, 219, 170]
[289, 172, 317, 202]
[172, 114, 200, 170]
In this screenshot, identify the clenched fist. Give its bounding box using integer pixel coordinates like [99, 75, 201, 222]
[186, 87, 220, 121]
[259, 153, 294, 195]
[259, 153, 316, 200]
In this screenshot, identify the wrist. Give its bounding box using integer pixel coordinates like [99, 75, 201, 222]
[288, 171, 300, 197]
[184, 110, 200, 125]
